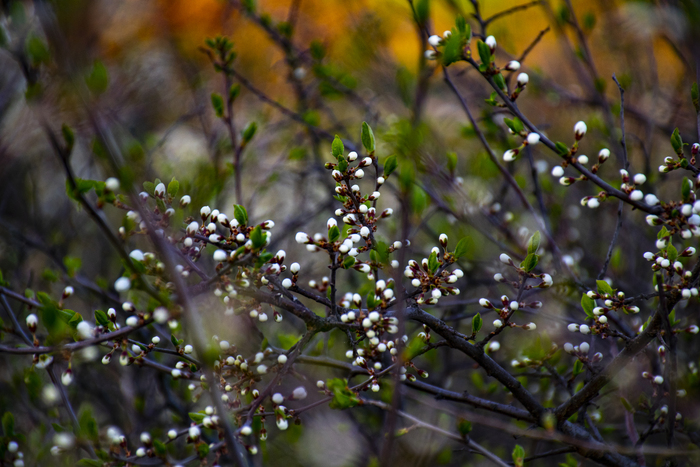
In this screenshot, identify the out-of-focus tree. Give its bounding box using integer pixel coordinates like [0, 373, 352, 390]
[1, 1, 700, 466]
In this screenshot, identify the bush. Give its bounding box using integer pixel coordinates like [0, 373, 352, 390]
[0, 1, 699, 466]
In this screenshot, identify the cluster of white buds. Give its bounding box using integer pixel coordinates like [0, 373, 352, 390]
[404, 243, 462, 305]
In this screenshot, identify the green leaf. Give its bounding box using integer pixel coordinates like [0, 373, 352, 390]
[457, 418, 472, 437]
[233, 204, 248, 226]
[657, 226, 669, 240]
[581, 294, 595, 318]
[171, 334, 180, 348]
[596, 280, 613, 297]
[229, 83, 241, 103]
[337, 157, 348, 173]
[366, 291, 378, 309]
[472, 313, 482, 334]
[512, 445, 525, 467]
[250, 225, 264, 249]
[328, 225, 340, 243]
[454, 237, 471, 259]
[428, 251, 439, 274]
[361, 122, 375, 153]
[383, 155, 398, 176]
[555, 142, 570, 157]
[682, 177, 692, 202]
[331, 135, 344, 158]
[667, 242, 678, 263]
[485, 91, 499, 106]
[573, 359, 584, 376]
[519, 253, 539, 272]
[692, 82, 699, 112]
[446, 152, 457, 174]
[343, 256, 356, 269]
[197, 442, 210, 457]
[153, 439, 167, 456]
[327, 378, 360, 409]
[493, 73, 505, 90]
[167, 178, 179, 198]
[63, 256, 81, 278]
[671, 128, 684, 155]
[2, 411, 15, 436]
[143, 181, 155, 195]
[94, 309, 110, 327]
[85, 60, 109, 95]
[79, 406, 99, 442]
[211, 92, 224, 118]
[620, 397, 635, 414]
[527, 231, 541, 255]
[375, 241, 390, 265]
[242, 121, 257, 142]
[414, 0, 429, 24]
[189, 412, 206, 423]
[503, 117, 519, 134]
[26, 34, 50, 65]
[476, 41, 491, 66]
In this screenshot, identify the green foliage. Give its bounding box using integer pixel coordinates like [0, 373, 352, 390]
[233, 204, 248, 225]
[581, 293, 595, 318]
[361, 121, 375, 153]
[331, 135, 344, 158]
[555, 142, 570, 156]
[328, 225, 340, 243]
[2, 411, 15, 436]
[477, 41, 492, 66]
[26, 34, 50, 66]
[211, 92, 224, 118]
[327, 378, 359, 409]
[596, 280, 613, 297]
[242, 122, 257, 143]
[512, 445, 525, 467]
[383, 155, 398, 176]
[428, 250, 439, 274]
[85, 61, 109, 95]
[472, 313, 482, 334]
[671, 128, 684, 155]
[453, 236, 472, 259]
[520, 253, 539, 272]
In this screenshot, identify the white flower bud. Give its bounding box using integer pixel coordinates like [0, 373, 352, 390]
[517, 73, 529, 86]
[526, 133, 540, 145]
[485, 35, 497, 50]
[499, 253, 511, 264]
[645, 194, 659, 205]
[428, 35, 441, 47]
[630, 190, 643, 201]
[292, 386, 308, 400]
[574, 121, 587, 139]
[505, 60, 520, 71]
[493, 319, 503, 328]
[114, 277, 131, 292]
[295, 232, 310, 244]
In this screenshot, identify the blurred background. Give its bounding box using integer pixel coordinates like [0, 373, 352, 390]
[1, 0, 700, 465]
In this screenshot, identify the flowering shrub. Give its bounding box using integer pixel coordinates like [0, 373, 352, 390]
[1, 1, 700, 467]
